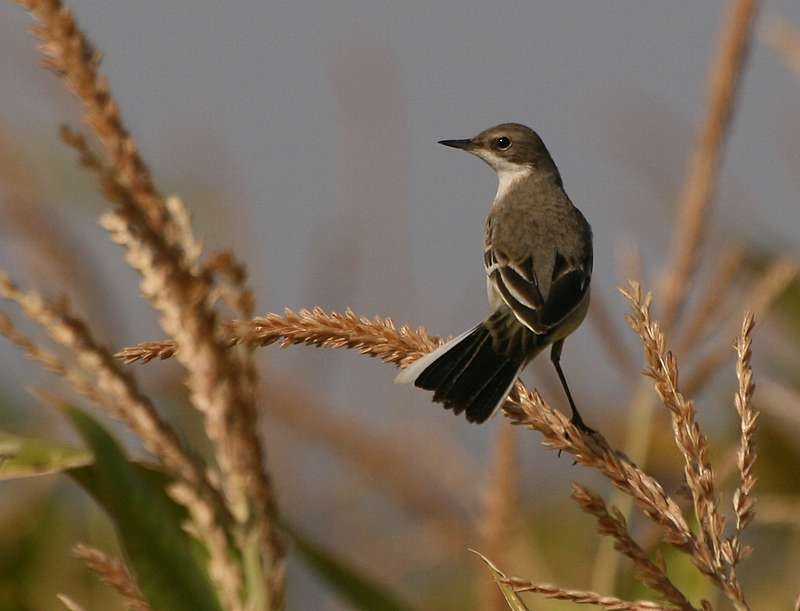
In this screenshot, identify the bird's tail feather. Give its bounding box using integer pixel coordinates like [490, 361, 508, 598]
[394, 322, 526, 423]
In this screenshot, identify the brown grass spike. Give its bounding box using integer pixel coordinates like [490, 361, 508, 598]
[725, 313, 757, 566]
[0, 273, 243, 609]
[12, 0, 286, 598]
[119, 307, 701, 558]
[571, 484, 696, 611]
[621, 281, 749, 611]
[73, 544, 151, 611]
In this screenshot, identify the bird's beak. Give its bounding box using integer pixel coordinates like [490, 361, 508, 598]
[438, 138, 474, 151]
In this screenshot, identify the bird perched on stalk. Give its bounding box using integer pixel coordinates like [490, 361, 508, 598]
[395, 123, 593, 430]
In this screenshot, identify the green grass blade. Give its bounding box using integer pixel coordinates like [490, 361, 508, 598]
[0, 431, 92, 479]
[64, 407, 225, 611]
[286, 523, 413, 611]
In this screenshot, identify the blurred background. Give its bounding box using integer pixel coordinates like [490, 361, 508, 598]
[1, 0, 800, 609]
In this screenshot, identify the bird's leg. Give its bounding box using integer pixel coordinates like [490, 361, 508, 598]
[550, 340, 594, 434]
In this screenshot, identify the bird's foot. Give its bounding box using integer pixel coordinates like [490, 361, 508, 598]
[558, 414, 597, 458]
[569, 413, 596, 436]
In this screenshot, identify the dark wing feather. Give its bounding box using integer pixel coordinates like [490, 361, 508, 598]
[487, 247, 590, 335]
[490, 269, 548, 334]
[541, 268, 587, 326]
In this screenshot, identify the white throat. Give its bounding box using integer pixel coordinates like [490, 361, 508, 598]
[493, 166, 533, 204]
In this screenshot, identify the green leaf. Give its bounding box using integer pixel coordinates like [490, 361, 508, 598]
[286, 523, 413, 611]
[470, 550, 531, 611]
[63, 406, 225, 611]
[0, 431, 92, 479]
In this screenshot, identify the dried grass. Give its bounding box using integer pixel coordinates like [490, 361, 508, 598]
[60, 128, 280, 565]
[474, 285, 765, 610]
[622, 285, 725, 565]
[473, 551, 672, 610]
[659, 0, 760, 330]
[0, 275, 243, 609]
[622, 282, 749, 610]
[115, 285, 777, 608]
[72, 544, 151, 611]
[504, 581, 669, 611]
[0, 128, 117, 335]
[729, 314, 757, 563]
[478, 426, 519, 611]
[15, 0, 163, 223]
[571, 484, 695, 611]
[12, 0, 285, 603]
[116, 308, 437, 367]
[122, 306, 751, 554]
[599, 3, 762, 594]
[118, 307, 697, 548]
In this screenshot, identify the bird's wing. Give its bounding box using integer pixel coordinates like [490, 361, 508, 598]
[485, 246, 591, 335]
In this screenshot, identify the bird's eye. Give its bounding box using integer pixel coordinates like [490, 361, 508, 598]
[494, 136, 512, 150]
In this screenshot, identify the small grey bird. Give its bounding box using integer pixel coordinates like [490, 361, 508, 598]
[395, 123, 593, 429]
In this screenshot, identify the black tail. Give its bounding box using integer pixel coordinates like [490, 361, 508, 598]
[411, 323, 525, 423]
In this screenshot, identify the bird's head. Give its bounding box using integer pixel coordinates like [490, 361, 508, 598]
[438, 123, 559, 180]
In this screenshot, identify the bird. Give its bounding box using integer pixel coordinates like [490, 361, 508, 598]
[395, 123, 594, 429]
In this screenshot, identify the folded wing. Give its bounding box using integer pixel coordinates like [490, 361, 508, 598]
[485, 247, 590, 336]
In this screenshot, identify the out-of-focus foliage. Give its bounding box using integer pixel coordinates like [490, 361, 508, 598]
[0, 431, 91, 479]
[67, 407, 225, 611]
[286, 524, 413, 611]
